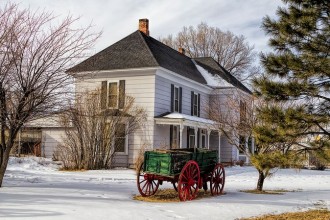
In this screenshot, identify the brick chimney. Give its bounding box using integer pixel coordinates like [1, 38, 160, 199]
[139, 19, 149, 36]
[178, 47, 185, 55]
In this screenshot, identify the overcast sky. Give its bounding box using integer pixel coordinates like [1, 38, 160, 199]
[9, 0, 283, 58]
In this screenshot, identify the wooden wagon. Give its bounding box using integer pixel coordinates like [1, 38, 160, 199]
[137, 148, 225, 201]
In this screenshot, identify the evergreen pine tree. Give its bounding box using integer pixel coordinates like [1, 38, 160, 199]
[254, 0, 330, 168]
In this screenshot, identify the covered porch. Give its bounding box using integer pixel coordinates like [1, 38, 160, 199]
[154, 112, 223, 162]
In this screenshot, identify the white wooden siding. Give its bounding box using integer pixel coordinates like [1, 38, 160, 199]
[42, 128, 65, 158]
[75, 71, 157, 167]
[153, 71, 210, 149]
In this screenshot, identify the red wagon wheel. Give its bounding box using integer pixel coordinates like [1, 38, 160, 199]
[137, 163, 159, 197]
[210, 163, 225, 196]
[177, 161, 200, 201]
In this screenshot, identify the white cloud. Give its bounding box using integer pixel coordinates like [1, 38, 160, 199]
[5, 0, 284, 57]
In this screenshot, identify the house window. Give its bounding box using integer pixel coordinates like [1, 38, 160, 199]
[188, 128, 195, 148]
[172, 126, 180, 148]
[193, 93, 199, 116]
[108, 82, 118, 108]
[240, 100, 247, 123]
[239, 136, 246, 154]
[191, 91, 200, 117]
[201, 129, 206, 148]
[189, 135, 195, 148]
[174, 86, 179, 112]
[171, 84, 182, 113]
[115, 123, 126, 153]
[101, 80, 125, 110]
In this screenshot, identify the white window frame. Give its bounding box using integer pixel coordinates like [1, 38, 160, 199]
[173, 85, 180, 112]
[114, 123, 128, 155]
[189, 134, 195, 148]
[172, 125, 180, 149]
[201, 129, 206, 148]
[193, 92, 199, 116]
[107, 80, 119, 109]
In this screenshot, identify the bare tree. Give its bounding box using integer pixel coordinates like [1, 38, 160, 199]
[0, 3, 100, 187]
[160, 22, 259, 82]
[57, 90, 147, 170]
[209, 89, 305, 191]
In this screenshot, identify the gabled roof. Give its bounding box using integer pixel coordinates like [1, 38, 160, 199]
[67, 31, 158, 72]
[193, 57, 252, 94]
[67, 31, 206, 84]
[68, 30, 250, 93]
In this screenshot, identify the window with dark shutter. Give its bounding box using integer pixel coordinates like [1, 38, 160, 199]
[108, 82, 118, 108]
[191, 91, 194, 115]
[240, 100, 247, 123]
[191, 92, 200, 116]
[171, 84, 174, 112]
[179, 87, 182, 113]
[171, 84, 180, 113]
[101, 81, 107, 109]
[118, 80, 125, 109]
[198, 94, 200, 117]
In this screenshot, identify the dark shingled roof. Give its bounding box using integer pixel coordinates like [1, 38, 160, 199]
[67, 31, 158, 72]
[68, 30, 249, 93]
[67, 31, 206, 84]
[139, 33, 206, 84]
[193, 57, 252, 94]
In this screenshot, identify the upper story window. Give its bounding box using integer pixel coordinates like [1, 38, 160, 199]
[193, 93, 199, 116]
[101, 80, 125, 110]
[191, 91, 200, 117]
[240, 100, 247, 123]
[108, 82, 118, 108]
[171, 84, 182, 113]
[174, 86, 179, 112]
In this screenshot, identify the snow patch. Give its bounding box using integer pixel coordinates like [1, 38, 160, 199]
[8, 156, 60, 171]
[163, 112, 216, 124]
[195, 64, 234, 87]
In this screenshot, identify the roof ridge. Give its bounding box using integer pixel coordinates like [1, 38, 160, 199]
[137, 31, 159, 66]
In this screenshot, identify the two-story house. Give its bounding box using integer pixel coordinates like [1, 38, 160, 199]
[36, 19, 253, 167]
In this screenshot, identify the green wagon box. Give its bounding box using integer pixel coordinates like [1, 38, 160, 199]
[143, 148, 218, 176]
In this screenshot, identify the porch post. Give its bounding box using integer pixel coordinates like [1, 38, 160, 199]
[245, 136, 249, 164]
[218, 131, 221, 163]
[194, 126, 198, 150]
[179, 123, 184, 149]
[207, 129, 211, 149]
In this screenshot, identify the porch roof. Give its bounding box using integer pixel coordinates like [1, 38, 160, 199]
[154, 112, 218, 130]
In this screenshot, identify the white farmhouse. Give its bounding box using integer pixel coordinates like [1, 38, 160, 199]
[23, 19, 254, 168]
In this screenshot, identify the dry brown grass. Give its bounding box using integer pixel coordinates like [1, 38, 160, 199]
[240, 189, 296, 195]
[133, 188, 221, 202]
[241, 209, 330, 220]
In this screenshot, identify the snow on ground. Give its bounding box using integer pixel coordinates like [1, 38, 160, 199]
[0, 157, 329, 220]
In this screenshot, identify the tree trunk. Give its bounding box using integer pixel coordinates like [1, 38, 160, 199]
[0, 149, 11, 187]
[257, 169, 265, 191]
